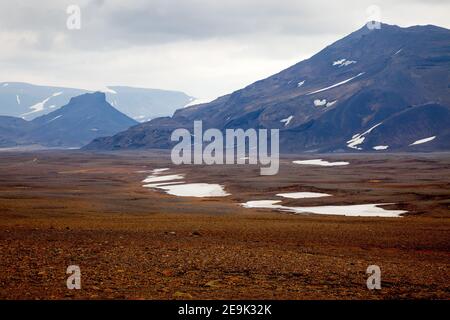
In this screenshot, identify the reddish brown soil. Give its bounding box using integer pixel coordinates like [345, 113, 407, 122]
[0, 151, 449, 299]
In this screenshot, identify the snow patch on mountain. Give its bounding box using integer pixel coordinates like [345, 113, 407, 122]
[333, 59, 357, 67]
[313, 99, 337, 107]
[280, 115, 293, 126]
[21, 92, 63, 117]
[47, 115, 62, 123]
[314, 99, 327, 107]
[326, 100, 337, 107]
[307, 73, 365, 95]
[409, 136, 436, 146]
[347, 122, 383, 150]
[23, 97, 52, 115]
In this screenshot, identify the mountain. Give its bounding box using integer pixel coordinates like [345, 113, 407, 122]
[0, 92, 138, 148]
[0, 83, 85, 121]
[104, 86, 195, 122]
[0, 82, 193, 122]
[0, 116, 31, 147]
[85, 23, 450, 153]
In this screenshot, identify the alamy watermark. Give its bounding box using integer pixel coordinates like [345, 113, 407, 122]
[171, 121, 279, 175]
[66, 5, 81, 30]
[66, 265, 81, 289]
[366, 265, 381, 290]
[366, 5, 382, 30]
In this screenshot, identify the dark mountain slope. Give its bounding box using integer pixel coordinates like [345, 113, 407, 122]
[28, 92, 138, 147]
[0, 116, 31, 147]
[84, 23, 450, 152]
[0, 92, 138, 148]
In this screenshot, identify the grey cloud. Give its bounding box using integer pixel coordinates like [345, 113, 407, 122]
[0, 0, 379, 50]
[0, 0, 449, 100]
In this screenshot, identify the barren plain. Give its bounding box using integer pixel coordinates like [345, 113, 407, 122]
[0, 151, 449, 299]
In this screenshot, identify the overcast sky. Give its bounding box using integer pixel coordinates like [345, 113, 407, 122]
[1, 0, 449, 101]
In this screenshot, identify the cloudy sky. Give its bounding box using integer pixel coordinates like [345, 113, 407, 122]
[1, 0, 449, 101]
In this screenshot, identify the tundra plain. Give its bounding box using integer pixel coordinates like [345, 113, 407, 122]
[0, 151, 449, 299]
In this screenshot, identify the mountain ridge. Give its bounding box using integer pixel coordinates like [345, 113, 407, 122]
[0, 82, 193, 122]
[83, 23, 450, 152]
[0, 92, 138, 148]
